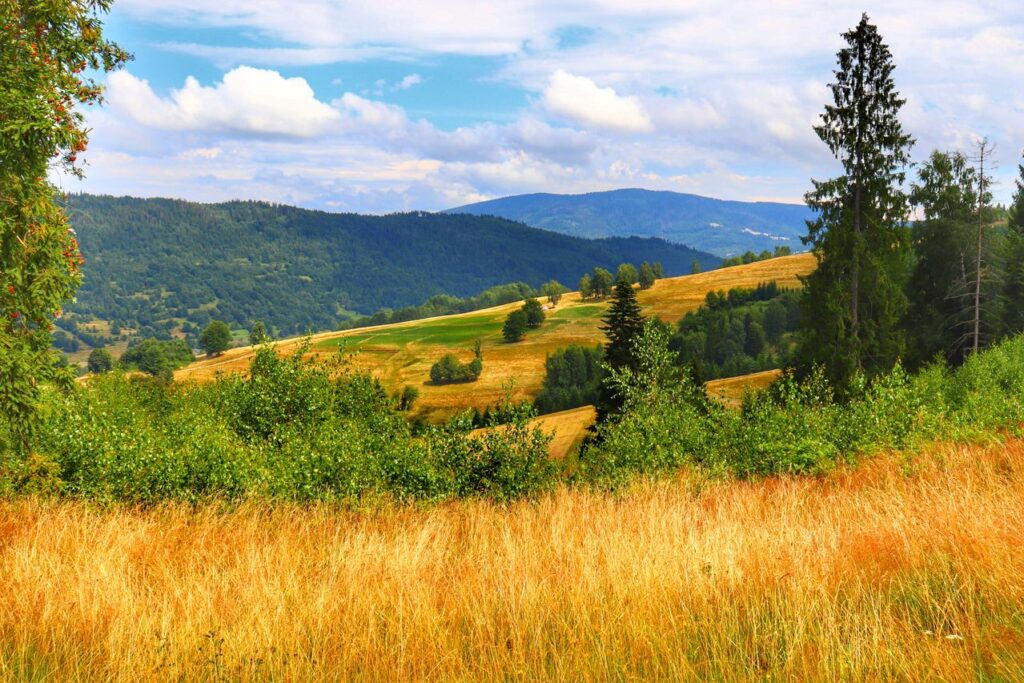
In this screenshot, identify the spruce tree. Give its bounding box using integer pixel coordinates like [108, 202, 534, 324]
[798, 14, 914, 389]
[601, 279, 645, 373]
[597, 277, 645, 417]
[1002, 151, 1024, 334]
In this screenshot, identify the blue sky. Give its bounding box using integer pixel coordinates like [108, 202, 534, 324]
[65, 0, 1024, 212]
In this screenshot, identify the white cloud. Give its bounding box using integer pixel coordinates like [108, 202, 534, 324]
[542, 70, 652, 133]
[397, 74, 423, 90]
[107, 67, 340, 137]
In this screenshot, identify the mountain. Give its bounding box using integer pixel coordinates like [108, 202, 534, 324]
[63, 194, 719, 341]
[445, 188, 813, 257]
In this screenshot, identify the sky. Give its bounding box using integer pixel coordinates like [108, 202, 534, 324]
[62, 0, 1024, 212]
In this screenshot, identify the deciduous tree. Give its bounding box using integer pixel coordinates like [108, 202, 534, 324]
[638, 262, 656, 289]
[200, 320, 232, 357]
[0, 0, 128, 452]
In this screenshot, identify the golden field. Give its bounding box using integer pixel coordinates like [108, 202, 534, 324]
[1, 438, 1022, 681]
[176, 253, 815, 421]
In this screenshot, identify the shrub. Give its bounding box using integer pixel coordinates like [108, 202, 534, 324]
[430, 353, 483, 385]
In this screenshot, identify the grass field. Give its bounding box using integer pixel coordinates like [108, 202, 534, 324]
[472, 405, 598, 460]
[177, 253, 815, 421]
[2, 436, 1021, 680]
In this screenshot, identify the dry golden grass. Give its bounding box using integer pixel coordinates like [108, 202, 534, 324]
[472, 405, 597, 460]
[176, 253, 815, 421]
[706, 369, 784, 407]
[2, 437, 1022, 681]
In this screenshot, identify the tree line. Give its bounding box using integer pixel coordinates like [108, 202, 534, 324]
[797, 14, 1024, 392]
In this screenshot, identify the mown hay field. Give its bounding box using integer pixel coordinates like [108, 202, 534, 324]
[177, 253, 815, 420]
[1, 437, 1021, 681]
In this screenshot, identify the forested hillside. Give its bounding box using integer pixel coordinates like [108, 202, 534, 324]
[63, 195, 718, 342]
[446, 188, 813, 256]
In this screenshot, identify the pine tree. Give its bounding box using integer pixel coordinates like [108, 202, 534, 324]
[1002, 151, 1024, 333]
[798, 14, 914, 389]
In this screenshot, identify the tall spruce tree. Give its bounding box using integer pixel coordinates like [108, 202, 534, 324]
[1003, 151, 1024, 334]
[798, 14, 914, 389]
[597, 278, 645, 416]
[601, 279, 645, 372]
[904, 151, 978, 367]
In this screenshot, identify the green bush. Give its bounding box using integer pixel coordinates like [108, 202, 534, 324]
[429, 353, 482, 385]
[23, 341, 553, 504]
[579, 327, 1024, 486]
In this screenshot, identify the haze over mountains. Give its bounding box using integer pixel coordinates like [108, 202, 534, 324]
[64, 194, 718, 341]
[446, 189, 813, 257]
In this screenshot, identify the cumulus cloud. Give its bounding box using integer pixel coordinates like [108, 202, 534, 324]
[542, 70, 652, 133]
[107, 67, 340, 137]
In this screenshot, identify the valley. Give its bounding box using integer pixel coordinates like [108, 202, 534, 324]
[177, 253, 816, 420]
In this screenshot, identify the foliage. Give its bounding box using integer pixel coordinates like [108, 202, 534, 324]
[798, 14, 913, 391]
[904, 151, 984, 367]
[27, 343, 553, 504]
[580, 325, 1024, 487]
[671, 282, 801, 380]
[616, 263, 638, 285]
[86, 347, 113, 374]
[395, 385, 419, 412]
[200, 320, 231, 356]
[541, 280, 567, 307]
[522, 298, 545, 328]
[1002, 152, 1024, 334]
[0, 0, 128, 453]
[589, 267, 614, 299]
[534, 345, 605, 415]
[502, 309, 529, 343]
[638, 262, 655, 289]
[600, 279, 645, 373]
[578, 273, 592, 299]
[119, 338, 193, 380]
[597, 278, 646, 416]
[429, 352, 482, 385]
[248, 321, 269, 346]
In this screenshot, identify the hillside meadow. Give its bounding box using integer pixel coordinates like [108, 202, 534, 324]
[1, 437, 1021, 681]
[177, 253, 815, 420]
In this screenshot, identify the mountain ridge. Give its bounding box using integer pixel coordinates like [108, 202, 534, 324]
[445, 188, 813, 256]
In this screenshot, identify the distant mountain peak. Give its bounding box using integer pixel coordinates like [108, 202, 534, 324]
[445, 188, 812, 257]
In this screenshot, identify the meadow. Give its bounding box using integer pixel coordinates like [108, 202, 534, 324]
[1, 437, 1021, 681]
[177, 253, 815, 420]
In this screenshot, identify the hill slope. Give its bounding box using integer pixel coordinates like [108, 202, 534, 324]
[178, 253, 816, 420]
[64, 194, 720, 341]
[445, 188, 813, 256]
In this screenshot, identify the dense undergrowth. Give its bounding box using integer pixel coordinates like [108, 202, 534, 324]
[2, 331, 1024, 504]
[580, 323, 1024, 485]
